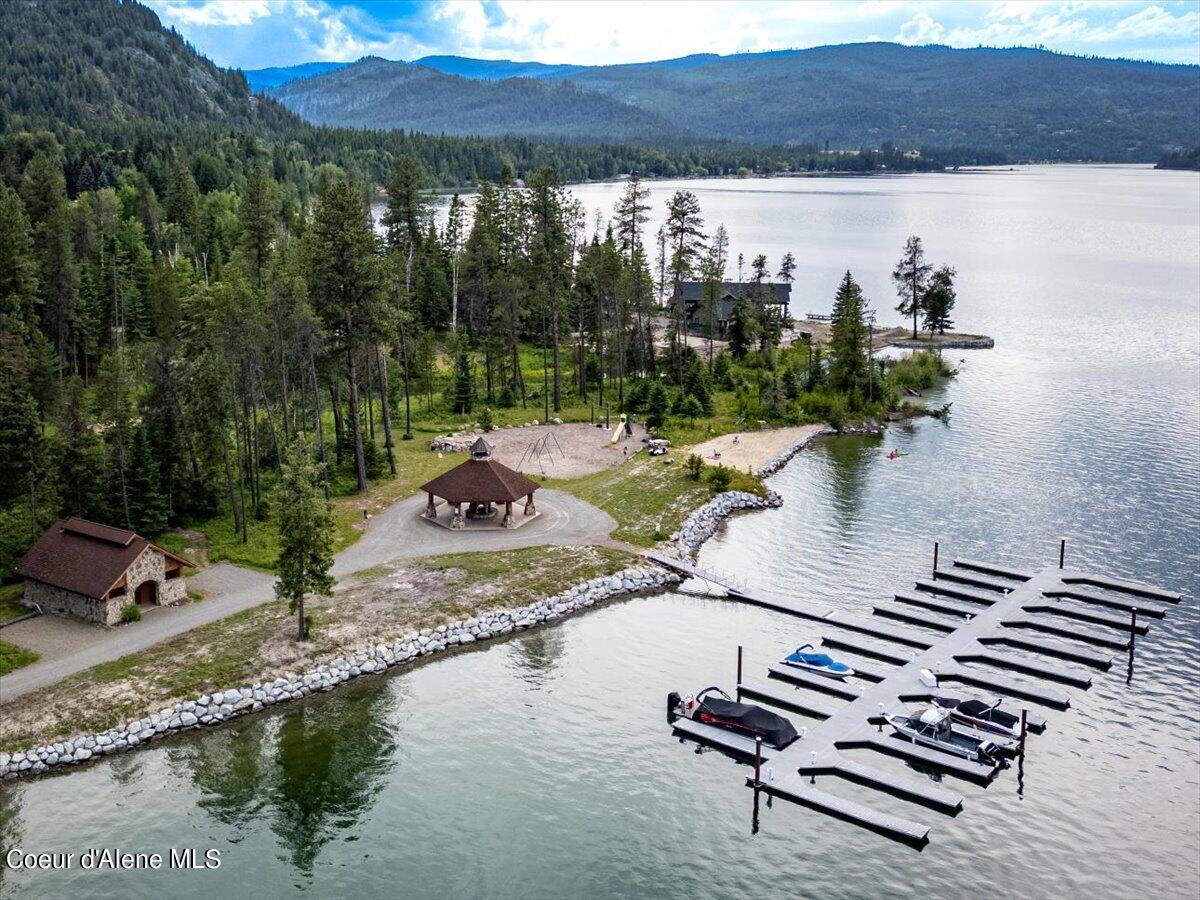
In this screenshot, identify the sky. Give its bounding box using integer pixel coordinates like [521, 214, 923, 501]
[144, 0, 1200, 69]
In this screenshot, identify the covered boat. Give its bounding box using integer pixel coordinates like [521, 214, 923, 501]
[781, 644, 855, 679]
[933, 696, 1023, 738]
[669, 687, 798, 749]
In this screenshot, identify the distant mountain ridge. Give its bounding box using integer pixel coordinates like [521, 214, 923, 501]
[252, 43, 1200, 160]
[267, 56, 693, 143]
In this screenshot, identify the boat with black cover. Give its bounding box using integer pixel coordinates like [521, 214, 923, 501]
[668, 687, 799, 749]
[932, 696, 1024, 738]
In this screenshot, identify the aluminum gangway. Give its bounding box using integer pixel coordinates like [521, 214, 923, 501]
[658, 550, 1182, 847]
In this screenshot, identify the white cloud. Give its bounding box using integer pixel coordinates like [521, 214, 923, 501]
[146, 0, 1200, 69]
[157, 0, 272, 27]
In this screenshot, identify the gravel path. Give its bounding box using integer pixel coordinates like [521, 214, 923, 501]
[331, 489, 623, 576]
[1, 490, 621, 701]
[1, 564, 276, 701]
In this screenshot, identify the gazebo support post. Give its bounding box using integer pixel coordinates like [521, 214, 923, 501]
[424, 492, 437, 519]
[524, 493, 536, 516]
[451, 503, 464, 529]
[502, 501, 514, 528]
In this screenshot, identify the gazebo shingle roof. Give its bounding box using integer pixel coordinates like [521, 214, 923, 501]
[421, 452, 539, 504]
[13, 517, 195, 600]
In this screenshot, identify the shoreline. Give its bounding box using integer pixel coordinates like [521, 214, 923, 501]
[0, 423, 841, 781]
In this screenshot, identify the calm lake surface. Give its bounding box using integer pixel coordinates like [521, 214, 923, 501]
[3, 166, 1198, 899]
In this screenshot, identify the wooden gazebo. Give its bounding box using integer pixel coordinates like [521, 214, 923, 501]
[421, 438, 539, 529]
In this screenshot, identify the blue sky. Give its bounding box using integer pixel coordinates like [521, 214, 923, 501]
[145, 1, 1200, 69]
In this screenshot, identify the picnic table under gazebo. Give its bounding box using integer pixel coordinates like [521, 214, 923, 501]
[421, 437, 540, 530]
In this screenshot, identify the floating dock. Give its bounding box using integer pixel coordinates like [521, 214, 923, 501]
[653, 550, 1182, 848]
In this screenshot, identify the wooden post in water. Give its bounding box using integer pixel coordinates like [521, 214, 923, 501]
[753, 736, 763, 786]
[1019, 709, 1028, 753]
[737, 644, 743, 687]
[1058, 538, 1066, 569]
[1127, 607, 1138, 683]
[933, 541, 940, 573]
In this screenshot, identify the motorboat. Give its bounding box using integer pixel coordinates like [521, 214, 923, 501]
[781, 644, 855, 679]
[668, 687, 798, 749]
[885, 705, 1002, 763]
[933, 696, 1023, 739]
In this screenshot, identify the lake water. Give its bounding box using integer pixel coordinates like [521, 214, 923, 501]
[4, 167, 1198, 898]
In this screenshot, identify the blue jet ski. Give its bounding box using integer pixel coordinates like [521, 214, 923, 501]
[781, 644, 855, 679]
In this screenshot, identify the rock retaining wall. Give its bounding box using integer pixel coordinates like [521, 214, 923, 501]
[670, 490, 784, 559]
[0, 566, 678, 781]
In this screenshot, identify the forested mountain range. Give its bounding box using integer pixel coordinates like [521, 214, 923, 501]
[257, 43, 1200, 161]
[1, 0, 980, 198]
[268, 57, 691, 143]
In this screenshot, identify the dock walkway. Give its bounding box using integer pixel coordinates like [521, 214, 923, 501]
[654, 552, 1181, 847]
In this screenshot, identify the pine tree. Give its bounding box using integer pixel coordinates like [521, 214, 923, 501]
[922, 265, 957, 335]
[275, 436, 334, 642]
[452, 344, 475, 414]
[239, 160, 279, 286]
[0, 184, 39, 337]
[828, 271, 869, 398]
[125, 424, 168, 535]
[164, 148, 201, 251]
[646, 381, 668, 429]
[892, 235, 932, 340]
[0, 331, 41, 506]
[56, 377, 109, 521]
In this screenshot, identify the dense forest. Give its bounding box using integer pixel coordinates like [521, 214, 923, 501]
[0, 0, 954, 576]
[268, 57, 691, 143]
[1155, 147, 1200, 171]
[0, 0, 995, 198]
[259, 43, 1200, 162]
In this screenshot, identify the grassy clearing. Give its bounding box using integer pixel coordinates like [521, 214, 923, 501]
[0, 544, 639, 751]
[0, 639, 40, 676]
[551, 455, 762, 547]
[0, 581, 28, 624]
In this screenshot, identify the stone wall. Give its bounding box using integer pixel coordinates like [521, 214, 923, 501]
[0, 566, 680, 781]
[22, 581, 109, 625]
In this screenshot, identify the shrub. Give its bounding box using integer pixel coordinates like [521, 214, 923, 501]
[121, 603, 141, 623]
[680, 395, 704, 427]
[479, 406, 495, 432]
[886, 350, 951, 392]
[497, 384, 516, 408]
[646, 382, 669, 429]
[685, 454, 703, 480]
[625, 378, 650, 412]
[800, 391, 849, 432]
[706, 464, 734, 492]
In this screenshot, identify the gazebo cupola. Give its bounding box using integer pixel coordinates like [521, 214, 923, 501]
[421, 438, 540, 529]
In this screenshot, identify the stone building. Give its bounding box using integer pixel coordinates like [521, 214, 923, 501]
[12, 517, 195, 626]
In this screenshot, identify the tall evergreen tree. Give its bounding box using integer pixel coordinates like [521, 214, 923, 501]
[275, 436, 334, 642]
[922, 265, 957, 335]
[304, 180, 380, 493]
[892, 235, 932, 340]
[827, 271, 869, 398]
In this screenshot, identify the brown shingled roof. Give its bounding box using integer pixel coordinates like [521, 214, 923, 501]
[421, 457, 539, 505]
[12, 517, 196, 600]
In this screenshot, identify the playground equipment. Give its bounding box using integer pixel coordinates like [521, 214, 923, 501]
[610, 413, 628, 445]
[516, 431, 565, 475]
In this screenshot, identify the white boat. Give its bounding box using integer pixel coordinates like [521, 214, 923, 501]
[885, 706, 1001, 763]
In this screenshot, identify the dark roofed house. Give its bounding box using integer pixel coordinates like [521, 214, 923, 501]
[674, 281, 791, 337]
[13, 517, 195, 625]
[421, 438, 540, 529]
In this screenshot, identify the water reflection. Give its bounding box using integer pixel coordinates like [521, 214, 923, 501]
[182, 722, 271, 830]
[267, 694, 397, 872]
[505, 628, 567, 687]
[823, 435, 879, 530]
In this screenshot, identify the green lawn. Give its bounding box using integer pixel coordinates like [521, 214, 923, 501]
[0, 639, 39, 676]
[0, 581, 29, 624]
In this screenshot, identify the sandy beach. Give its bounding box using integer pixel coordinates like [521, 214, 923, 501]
[688, 423, 829, 473]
